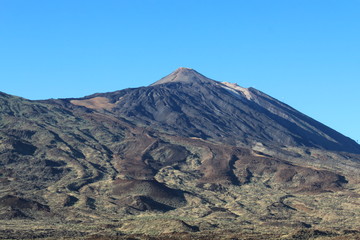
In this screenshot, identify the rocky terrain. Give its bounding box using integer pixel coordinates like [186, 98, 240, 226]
[1, 68, 360, 239]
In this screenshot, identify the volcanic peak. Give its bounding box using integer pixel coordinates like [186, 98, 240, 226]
[151, 67, 216, 86]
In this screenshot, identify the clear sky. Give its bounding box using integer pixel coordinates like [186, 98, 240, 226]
[1, 0, 359, 142]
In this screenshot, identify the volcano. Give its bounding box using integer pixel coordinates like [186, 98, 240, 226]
[73, 67, 360, 153]
[1, 68, 360, 239]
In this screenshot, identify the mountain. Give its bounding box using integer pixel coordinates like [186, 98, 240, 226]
[1, 68, 360, 239]
[73, 67, 360, 153]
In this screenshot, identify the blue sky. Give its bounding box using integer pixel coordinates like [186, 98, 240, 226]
[0, 0, 359, 142]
